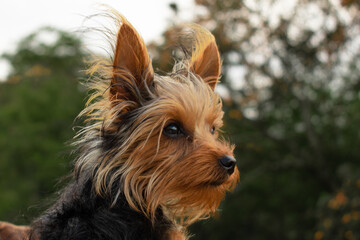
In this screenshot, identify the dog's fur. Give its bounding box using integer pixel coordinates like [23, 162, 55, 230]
[0, 222, 29, 240]
[0, 11, 239, 240]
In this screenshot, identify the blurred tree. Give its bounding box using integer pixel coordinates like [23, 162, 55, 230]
[0, 2, 359, 239]
[150, 0, 360, 239]
[0, 27, 86, 224]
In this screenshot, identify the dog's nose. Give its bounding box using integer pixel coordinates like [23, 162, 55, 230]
[218, 155, 236, 175]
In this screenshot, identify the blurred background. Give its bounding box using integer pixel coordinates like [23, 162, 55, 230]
[1, 0, 360, 239]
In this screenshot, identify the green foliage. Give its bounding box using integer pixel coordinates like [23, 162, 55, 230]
[0, 2, 359, 239]
[0, 27, 86, 224]
[315, 171, 360, 240]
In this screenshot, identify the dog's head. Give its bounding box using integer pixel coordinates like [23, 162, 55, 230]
[75, 12, 239, 224]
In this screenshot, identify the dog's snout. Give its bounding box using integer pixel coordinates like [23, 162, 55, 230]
[218, 155, 236, 175]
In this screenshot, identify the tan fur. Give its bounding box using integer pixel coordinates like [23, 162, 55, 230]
[188, 24, 221, 90]
[1, 10, 239, 240]
[111, 14, 154, 102]
[0, 221, 30, 240]
[75, 12, 239, 235]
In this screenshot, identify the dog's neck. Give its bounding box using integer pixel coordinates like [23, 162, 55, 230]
[30, 177, 186, 240]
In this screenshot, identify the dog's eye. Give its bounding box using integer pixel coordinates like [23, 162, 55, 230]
[163, 123, 183, 138]
[210, 126, 216, 135]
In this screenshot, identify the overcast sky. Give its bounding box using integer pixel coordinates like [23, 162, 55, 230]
[0, 0, 194, 79]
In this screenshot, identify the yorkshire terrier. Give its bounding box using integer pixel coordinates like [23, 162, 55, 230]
[0, 11, 239, 240]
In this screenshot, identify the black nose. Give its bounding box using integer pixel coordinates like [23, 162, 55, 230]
[218, 155, 236, 175]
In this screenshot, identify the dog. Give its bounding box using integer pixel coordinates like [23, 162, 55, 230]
[0, 222, 30, 240]
[0, 11, 239, 240]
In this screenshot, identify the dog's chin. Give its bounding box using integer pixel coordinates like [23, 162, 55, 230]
[204, 171, 239, 188]
[203, 176, 229, 187]
[208, 181, 225, 187]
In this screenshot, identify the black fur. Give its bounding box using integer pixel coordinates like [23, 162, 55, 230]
[30, 177, 173, 240]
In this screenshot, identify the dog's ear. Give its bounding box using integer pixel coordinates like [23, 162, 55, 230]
[189, 26, 221, 90]
[110, 17, 154, 102]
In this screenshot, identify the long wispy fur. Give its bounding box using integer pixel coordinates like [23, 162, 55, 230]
[1, 9, 239, 240]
